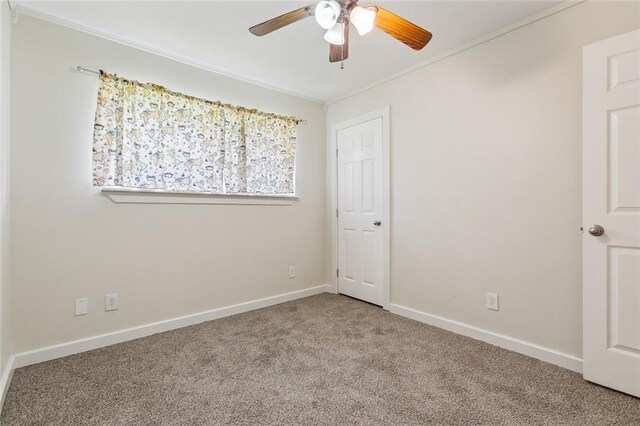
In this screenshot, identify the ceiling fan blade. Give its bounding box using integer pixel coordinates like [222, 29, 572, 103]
[329, 22, 349, 63]
[329, 44, 347, 63]
[370, 5, 432, 51]
[249, 5, 315, 36]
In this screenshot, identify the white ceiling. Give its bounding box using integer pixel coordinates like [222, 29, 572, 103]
[15, 0, 565, 102]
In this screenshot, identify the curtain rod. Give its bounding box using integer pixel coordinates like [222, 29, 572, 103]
[75, 66, 308, 125]
[76, 66, 101, 75]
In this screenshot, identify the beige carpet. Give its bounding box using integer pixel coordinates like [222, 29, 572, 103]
[2, 294, 639, 425]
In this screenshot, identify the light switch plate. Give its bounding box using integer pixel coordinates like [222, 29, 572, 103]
[75, 298, 88, 316]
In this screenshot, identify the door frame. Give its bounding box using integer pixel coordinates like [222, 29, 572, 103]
[328, 107, 390, 310]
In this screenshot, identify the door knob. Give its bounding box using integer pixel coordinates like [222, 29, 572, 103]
[588, 224, 605, 237]
[373, 220, 381, 226]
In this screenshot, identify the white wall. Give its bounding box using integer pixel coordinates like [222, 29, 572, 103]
[327, 1, 639, 357]
[0, 0, 12, 398]
[10, 15, 328, 354]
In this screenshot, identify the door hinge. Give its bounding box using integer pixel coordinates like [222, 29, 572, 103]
[336, 209, 339, 218]
[336, 269, 339, 277]
[336, 147, 338, 157]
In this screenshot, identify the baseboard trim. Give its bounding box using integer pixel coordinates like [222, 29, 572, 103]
[0, 356, 15, 410]
[13, 284, 332, 369]
[389, 303, 583, 373]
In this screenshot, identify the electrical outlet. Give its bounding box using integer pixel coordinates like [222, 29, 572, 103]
[74, 298, 88, 316]
[486, 293, 499, 311]
[105, 293, 119, 311]
[289, 266, 296, 279]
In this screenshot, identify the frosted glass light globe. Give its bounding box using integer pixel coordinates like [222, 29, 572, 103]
[315, 0, 341, 30]
[324, 22, 345, 45]
[350, 6, 376, 36]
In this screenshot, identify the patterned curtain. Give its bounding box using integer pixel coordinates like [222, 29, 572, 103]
[93, 72, 297, 194]
[244, 112, 297, 194]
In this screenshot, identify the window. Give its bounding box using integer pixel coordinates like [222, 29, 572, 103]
[92, 72, 297, 195]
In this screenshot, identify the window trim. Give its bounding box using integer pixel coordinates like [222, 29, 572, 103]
[102, 187, 298, 205]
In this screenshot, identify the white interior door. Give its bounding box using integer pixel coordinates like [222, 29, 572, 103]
[337, 117, 385, 306]
[583, 29, 640, 398]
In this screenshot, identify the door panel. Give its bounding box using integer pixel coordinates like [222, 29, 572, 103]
[609, 106, 640, 212]
[608, 49, 640, 90]
[343, 161, 355, 212]
[583, 29, 640, 397]
[344, 229, 356, 281]
[337, 117, 384, 306]
[362, 230, 375, 285]
[608, 247, 640, 354]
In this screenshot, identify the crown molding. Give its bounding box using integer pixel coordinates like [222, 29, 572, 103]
[7, 0, 17, 23]
[13, 5, 327, 105]
[327, 0, 587, 105]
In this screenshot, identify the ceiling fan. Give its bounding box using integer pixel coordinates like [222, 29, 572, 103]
[249, 0, 433, 64]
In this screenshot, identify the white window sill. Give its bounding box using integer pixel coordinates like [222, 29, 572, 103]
[101, 188, 298, 205]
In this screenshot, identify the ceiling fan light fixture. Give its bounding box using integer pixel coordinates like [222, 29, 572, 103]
[350, 6, 376, 36]
[315, 0, 341, 30]
[324, 22, 345, 45]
